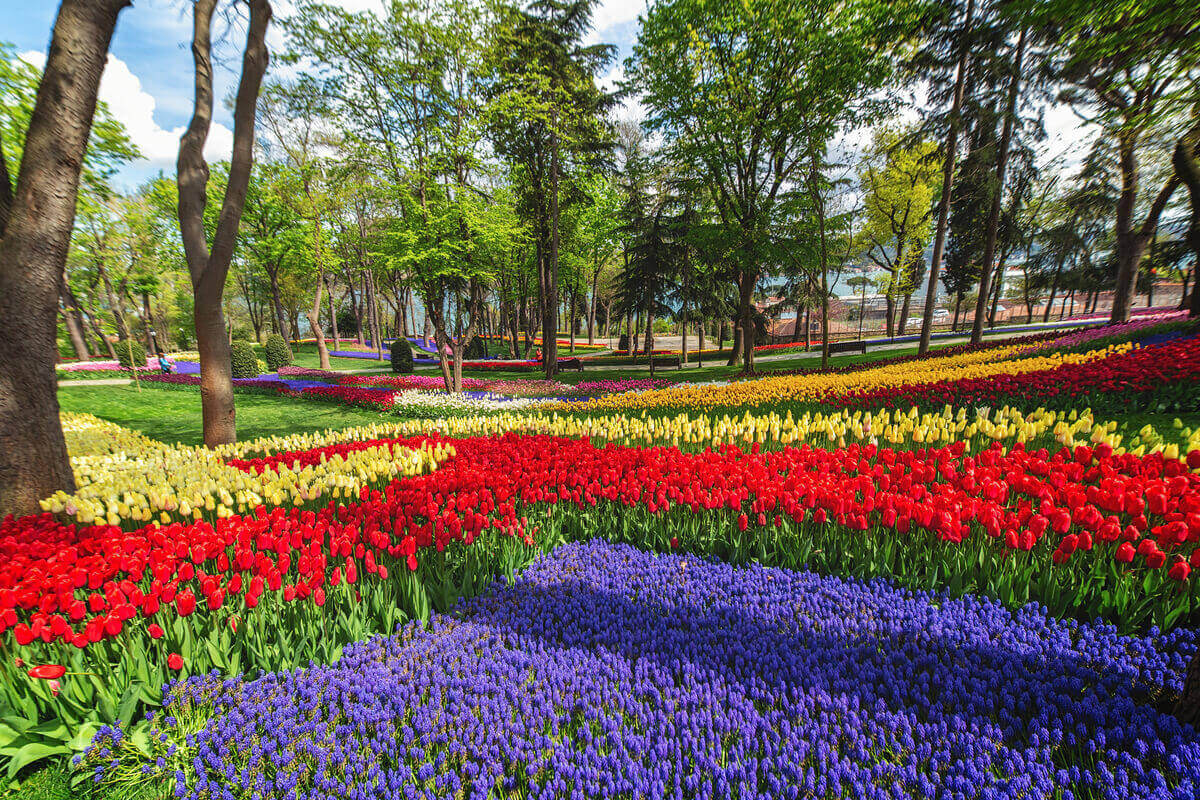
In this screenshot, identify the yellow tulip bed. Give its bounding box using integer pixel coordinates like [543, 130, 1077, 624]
[553, 341, 1129, 413]
[40, 414, 453, 528]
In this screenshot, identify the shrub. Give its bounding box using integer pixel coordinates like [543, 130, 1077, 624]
[465, 336, 486, 360]
[230, 341, 260, 379]
[618, 333, 630, 353]
[114, 340, 146, 370]
[264, 334, 292, 371]
[390, 338, 414, 374]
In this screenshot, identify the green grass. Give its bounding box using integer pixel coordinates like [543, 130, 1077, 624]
[438, 341, 949, 384]
[275, 343, 388, 371]
[56, 385, 391, 446]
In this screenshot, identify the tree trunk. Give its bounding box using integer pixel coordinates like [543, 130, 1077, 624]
[1043, 259, 1064, 322]
[739, 268, 755, 372]
[545, 123, 561, 378]
[1111, 131, 1179, 323]
[95, 255, 129, 343]
[327, 275, 340, 350]
[971, 25, 1026, 345]
[308, 275, 330, 369]
[60, 277, 91, 360]
[1175, 138, 1200, 318]
[0, 0, 134, 515]
[588, 264, 599, 345]
[177, 0, 271, 448]
[366, 270, 384, 360]
[898, 293, 913, 336]
[920, 0, 975, 354]
[645, 302, 655, 377]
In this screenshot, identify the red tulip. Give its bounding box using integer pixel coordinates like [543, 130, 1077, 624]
[1168, 559, 1191, 582]
[27, 664, 65, 680]
[167, 653, 184, 671]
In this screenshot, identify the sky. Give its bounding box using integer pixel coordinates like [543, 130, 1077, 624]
[3, 0, 1089, 190]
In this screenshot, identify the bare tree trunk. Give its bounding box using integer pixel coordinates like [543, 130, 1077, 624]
[920, 0, 974, 354]
[308, 274, 330, 369]
[0, 0, 133, 515]
[1175, 138, 1200, 318]
[268, 265, 287, 335]
[1111, 130, 1179, 323]
[367, 270, 384, 360]
[645, 302, 655, 377]
[545, 121, 561, 378]
[327, 275, 340, 350]
[971, 25, 1026, 345]
[177, 0, 271, 448]
[898, 293, 913, 336]
[588, 264, 599, 345]
[739, 268, 755, 372]
[60, 277, 91, 360]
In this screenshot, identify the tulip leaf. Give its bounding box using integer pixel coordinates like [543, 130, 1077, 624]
[4, 742, 70, 779]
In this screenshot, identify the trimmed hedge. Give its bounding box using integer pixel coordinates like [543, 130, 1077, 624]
[115, 340, 147, 370]
[465, 336, 486, 360]
[390, 338, 414, 374]
[230, 341, 260, 379]
[264, 334, 292, 371]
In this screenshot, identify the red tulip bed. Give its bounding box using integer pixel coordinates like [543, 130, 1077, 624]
[832, 334, 1200, 415]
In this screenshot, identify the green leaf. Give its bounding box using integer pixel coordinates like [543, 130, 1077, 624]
[65, 722, 102, 752]
[5, 742, 71, 779]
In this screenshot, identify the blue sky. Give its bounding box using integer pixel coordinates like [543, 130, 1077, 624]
[3, 0, 647, 189]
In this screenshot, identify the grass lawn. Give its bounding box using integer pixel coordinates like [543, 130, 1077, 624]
[441, 341, 950, 384]
[56, 385, 391, 446]
[277, 343, 388, 371]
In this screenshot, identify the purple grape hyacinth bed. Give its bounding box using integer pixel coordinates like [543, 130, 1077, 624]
[83, 541, 1200, 800]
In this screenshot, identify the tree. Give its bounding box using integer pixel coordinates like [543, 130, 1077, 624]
[256, 78, 335, 368]
[486, 0, 615, 378]
[970, 21, 1029, 343]
[1038, 0, 1200, 322]
[631, 0, 910, 372]
[857, 129, 940, 337]
[0, 0, 131, 517]
[914, 0, 976, 354]
[177, 0, 272, 448]
[0, 41, 139, 200]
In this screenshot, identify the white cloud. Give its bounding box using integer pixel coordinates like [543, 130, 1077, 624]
[592, 0, 647, 30]
[19, 50, 234, 173]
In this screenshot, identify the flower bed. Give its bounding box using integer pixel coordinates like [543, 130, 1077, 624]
[140, 373, 289, 395]
[560, 336, 1200, 415]
[82, 541, 1200, 800]
[835, 334, 1200, 414]
[5, 411, 1200, 782]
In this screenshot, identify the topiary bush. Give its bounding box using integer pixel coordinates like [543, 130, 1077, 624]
[230, 341, 260, 379]
[465, 336, 486, 360]
[264, 334, 292, 371]
[115, 340, 147, 370]
[390, 338, 414, 374]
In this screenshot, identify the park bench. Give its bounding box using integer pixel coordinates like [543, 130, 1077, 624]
[827, 339, 867, 356]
